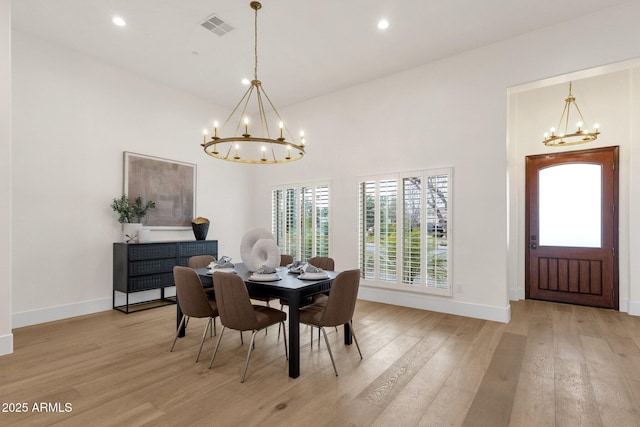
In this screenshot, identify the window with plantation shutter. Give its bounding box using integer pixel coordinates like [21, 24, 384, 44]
[379, 179, 397, 283]
[272, 182, 330, 262]
[402, 177, 421, 285]
[358, 168, 452, 296]
[315, 186, 330, 257]
[359, 181, 375, 280]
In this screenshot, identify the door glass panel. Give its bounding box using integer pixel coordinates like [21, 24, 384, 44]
[539, 163, 602, 248]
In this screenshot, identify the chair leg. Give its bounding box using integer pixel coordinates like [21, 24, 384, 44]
[241, 330, 259, 383]
[170, 314, 187, 352]
[350, 321, 363, 360]
[195, 317, 211, 362]
[320, 326, 338, 376]
[208, 326, 226, 369]
[277, 304, 284, 339]
[281, 321, 289, 360]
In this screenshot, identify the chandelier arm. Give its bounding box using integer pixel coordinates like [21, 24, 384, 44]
[572, 102, 589, 129]
[260, 85, 295, 142]
[556, 101, 570, 134]
[255, 88, 271, 138]
[223, 85, 255, 130]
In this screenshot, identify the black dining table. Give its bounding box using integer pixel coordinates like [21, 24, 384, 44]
[176, 263, 351, 378]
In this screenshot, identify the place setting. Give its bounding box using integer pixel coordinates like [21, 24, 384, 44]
[206, 256, 237, 274]
[287, 261, 329, 280]
[248, 266, 281, 282]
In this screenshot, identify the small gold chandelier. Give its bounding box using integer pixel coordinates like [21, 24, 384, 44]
[201, 1, 305, 164]
[542, 82, 600, 147]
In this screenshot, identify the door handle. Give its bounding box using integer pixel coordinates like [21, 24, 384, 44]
[530, 243, 537, 249]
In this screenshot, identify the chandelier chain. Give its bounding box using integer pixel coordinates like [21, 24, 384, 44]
[254, 5, 258, 80]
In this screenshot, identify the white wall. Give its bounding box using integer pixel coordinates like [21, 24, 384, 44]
[0, 0, 13, 355]
[249, 1, 640, 322]
[11, 31, 253, 327]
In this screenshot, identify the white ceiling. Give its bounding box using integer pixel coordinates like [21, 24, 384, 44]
[12, 0, 630, 108]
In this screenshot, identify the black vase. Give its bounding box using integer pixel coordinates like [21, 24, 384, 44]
[192, 222, 209, 240]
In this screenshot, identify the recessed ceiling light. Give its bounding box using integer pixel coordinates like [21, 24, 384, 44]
[112, 16, 126, 27]
[241, 78, 250, 85]
[377, 19, 389, 30]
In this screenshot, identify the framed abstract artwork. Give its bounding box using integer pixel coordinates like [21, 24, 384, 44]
[123, 152, 196, 229]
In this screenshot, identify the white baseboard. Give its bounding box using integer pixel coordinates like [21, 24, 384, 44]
[628, 299, 640, 315]
[12, 297, 113, 329]
[0, 333, 13, 356]
[359, 285, 511, 323]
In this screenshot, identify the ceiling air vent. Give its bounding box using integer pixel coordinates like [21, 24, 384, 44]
[200, 14, 234, 36]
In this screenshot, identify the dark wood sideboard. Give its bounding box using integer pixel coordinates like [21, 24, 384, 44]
[113, 240, 218, 313]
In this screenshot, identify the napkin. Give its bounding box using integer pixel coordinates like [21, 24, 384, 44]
[303, 263, 322, 273]
[288, 261, 305, 274]
[255, 265, 277, 274]
[214, 256, 234, 268]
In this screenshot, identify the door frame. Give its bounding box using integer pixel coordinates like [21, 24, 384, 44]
[524, 146, 619, 308]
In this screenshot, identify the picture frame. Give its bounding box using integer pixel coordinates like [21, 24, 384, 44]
[123, 152, 196, 229]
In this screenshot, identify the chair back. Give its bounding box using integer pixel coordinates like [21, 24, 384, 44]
[280, 254, 294, 266]
[213, 272, 259, 331]
[308, 256, 335, 271]
[188, 255, 216, 269]
[321, 269, 360, 327]
[173, 266, 217, 318]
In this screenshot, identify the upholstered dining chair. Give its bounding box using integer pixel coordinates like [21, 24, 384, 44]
[170, 266, 219, 362]
[209, 271, 288, 382]
[188, 254, 216, 268]
[188, 255, 217, 300]
[277, 255, 333, 339]
[280, 254, 294, 266]
[299, 268, 362, 376]
[308, 256, 335, 271]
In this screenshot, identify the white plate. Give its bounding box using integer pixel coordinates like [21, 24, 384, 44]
[298, 273, 329, 280]
[248, 274, 281, 282]
[207, 268, 236, 274]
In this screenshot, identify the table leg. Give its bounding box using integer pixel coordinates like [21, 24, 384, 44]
[344, 322, 352, 345]
[288, 297, 300, 378]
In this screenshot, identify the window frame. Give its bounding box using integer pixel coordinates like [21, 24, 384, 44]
[272, 181, 331, 261]
[358, 168, 453, 296]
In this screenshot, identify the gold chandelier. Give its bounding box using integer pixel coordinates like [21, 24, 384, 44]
[542, 82, 600, 147]
[201, 1, 305, 164]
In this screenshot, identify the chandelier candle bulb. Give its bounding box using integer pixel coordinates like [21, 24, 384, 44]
[213, 121, 219, 138]
[279, 121, 284, 139]
[234, 143, 240, 159]
[203, 129, 207, 144]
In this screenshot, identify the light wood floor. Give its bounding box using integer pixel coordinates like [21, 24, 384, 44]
[1, 299, 640, 426]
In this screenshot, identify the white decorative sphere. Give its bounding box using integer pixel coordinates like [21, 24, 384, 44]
[240, 228, 280, 271]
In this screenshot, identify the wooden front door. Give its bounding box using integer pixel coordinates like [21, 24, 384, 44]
[525, 146, 618, 309]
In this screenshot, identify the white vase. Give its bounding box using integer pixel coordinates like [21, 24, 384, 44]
[138, 228, 151, 243]
[122, 223, 143, 243]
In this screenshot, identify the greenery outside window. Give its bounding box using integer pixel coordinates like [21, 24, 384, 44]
[358, 168, 452, 296]
[272, 182, 330, 261]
